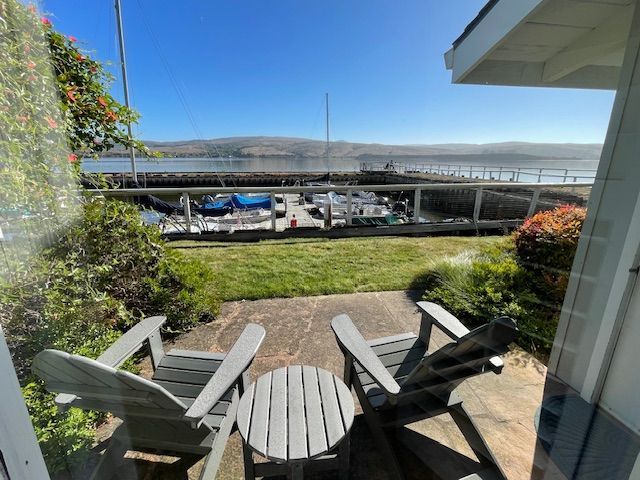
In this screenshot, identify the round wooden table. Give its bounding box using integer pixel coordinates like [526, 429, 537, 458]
[237, 365, 355, 479]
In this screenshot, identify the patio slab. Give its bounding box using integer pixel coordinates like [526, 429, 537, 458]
[94, 290, 547, 479]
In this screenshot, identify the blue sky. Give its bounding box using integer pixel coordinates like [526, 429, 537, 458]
[40, 0, 615, 144]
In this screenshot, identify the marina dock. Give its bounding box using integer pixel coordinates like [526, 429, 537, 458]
[90, 172, 593, 241]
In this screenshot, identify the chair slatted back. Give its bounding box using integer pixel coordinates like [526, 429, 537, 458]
[401, 317, 517, 394]
[32, 349, 187, 413]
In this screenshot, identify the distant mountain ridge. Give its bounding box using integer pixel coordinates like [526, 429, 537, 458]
[110, 136, 603, 160]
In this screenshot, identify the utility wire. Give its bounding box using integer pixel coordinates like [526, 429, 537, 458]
[134, 0, 235, 188]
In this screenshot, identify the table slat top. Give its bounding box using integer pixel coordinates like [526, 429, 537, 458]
[237, 366, 354, 463]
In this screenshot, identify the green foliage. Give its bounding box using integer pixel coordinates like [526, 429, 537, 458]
[423, 208, 587, 359]
[1, 199, 219, 474]
[423, 239, 560, 357]
[22, 381, 101, 474]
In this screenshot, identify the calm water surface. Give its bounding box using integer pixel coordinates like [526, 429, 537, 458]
[82, 156, 599, 183]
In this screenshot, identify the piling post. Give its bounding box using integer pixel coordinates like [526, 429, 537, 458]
[183, 192, 192, 233]
[538, 168, 543, 183]
[414, 189, 422, 224]
[564, 169, 569, 183]
[346, 189, 353, 226]
[498, 166, 503, 180]
[527, 188, 541, 217]
[270, 191, 277, 231]
[473, 187, 483, 223]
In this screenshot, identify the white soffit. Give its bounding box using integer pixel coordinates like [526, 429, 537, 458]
[446, 0, 635, 90]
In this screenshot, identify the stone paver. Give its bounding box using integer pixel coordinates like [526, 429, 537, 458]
[93, 290, 548, 479]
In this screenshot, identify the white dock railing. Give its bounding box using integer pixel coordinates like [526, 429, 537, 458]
[90, 181, 593, 234]
[360, 161, 597, 183]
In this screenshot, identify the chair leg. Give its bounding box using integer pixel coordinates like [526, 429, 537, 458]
[355, 382, 405, 480]
[197, 451, 219, 480]
[449, 403, 507, 480]
[89, 439, 127, 480]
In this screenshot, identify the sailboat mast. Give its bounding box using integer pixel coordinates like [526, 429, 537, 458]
[115, 0, 137, 182]
[325, 92, 330, 176]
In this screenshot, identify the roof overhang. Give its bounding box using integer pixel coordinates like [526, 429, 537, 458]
[445, 0, 635, 90]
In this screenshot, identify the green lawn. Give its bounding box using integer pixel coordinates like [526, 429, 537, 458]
[170, 236, 501, 301]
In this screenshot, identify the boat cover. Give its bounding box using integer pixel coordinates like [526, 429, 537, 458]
[206, 194, 271, 210]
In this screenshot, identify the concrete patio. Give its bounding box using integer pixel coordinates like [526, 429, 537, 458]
[94, 290, 547, 479]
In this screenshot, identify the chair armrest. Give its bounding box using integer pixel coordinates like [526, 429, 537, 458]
[97, 316, 167, 367]
[55, 316, 166, 411]
[417, 303, 505, 373]
[417, 302, 469, 340]
[184, 323, 266, 428]
[331, 314, 401, 397]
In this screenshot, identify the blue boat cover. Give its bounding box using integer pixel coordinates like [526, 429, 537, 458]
[204, 194, 271, 210]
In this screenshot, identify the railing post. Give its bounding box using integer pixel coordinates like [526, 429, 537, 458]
[537, 168, 543, 183]
[473, 187, 482, 223]
[470, 166, 473, 178]
[483, 166, 487, 179]
[498, 166, 503, 180]
[270, 191, 277, 231]
[414, 188, 421, 224]
[458, 165, 462, 176]
[516, 169, 521, 182]
[528, 188, 541, 217]
[563, 169, 569, 183]
[346, 189, 353, 226]
[183, 192, 192, 233]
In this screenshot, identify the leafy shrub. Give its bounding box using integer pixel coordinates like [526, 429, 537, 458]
[22, 382, 102, 474]
[423, 239, 560, 357]
[0, 198, 220, 474]
[513, 205, 586, 299]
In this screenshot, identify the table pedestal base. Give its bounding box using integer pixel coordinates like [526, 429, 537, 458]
[244, 436, 350, 480]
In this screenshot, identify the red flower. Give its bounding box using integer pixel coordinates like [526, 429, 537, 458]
[68, 35, 77, 42]
[27, 60, 36, 69]
[45, 116, 57, 129]
[40, 17, 51, 26]
[23, 45, 31, 54]
[66, 89, 76, 102]
[68, 153, 78, 163]
[106, 110, 118, 122]
[90, 66, 97, 73]
[98, 96, 108, 107]
[76, 53, 85, 61]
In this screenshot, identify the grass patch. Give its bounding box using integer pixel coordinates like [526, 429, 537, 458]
[170, 236, 501, 301]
